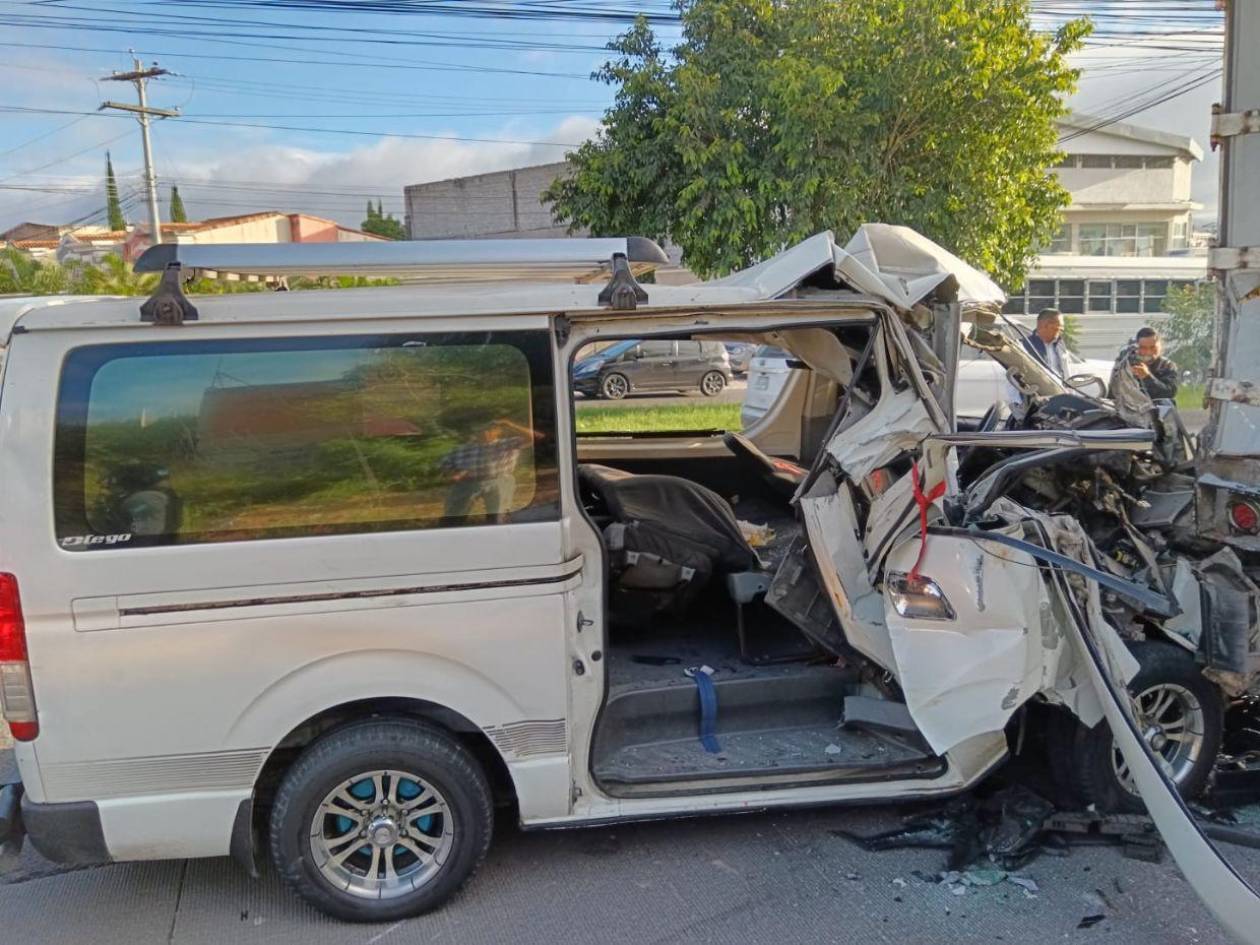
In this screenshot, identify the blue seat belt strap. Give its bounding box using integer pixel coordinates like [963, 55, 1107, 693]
[685, 665, 721, 754]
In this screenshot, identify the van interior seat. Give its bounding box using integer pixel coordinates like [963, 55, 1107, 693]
[578, 464, 762, 623]
[721, 432, 807, 501]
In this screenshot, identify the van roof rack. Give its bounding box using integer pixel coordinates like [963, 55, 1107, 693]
[133, 236, 669, 283]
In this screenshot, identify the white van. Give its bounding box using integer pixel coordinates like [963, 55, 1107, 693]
[0, 229, 1255, 936]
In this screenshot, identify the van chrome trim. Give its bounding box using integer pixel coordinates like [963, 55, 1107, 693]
[484, 719, 567, 758]
[41, 748, 268, 800]
[115, 561, 585, 619]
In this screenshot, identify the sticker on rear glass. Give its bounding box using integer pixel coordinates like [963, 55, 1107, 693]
[60, 533, 133, 548]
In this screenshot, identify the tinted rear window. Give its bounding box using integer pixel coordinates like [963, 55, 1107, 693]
[54, 331, 558, 550]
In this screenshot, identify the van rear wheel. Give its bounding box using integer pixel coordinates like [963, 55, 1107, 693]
[268, 719, 492, 922]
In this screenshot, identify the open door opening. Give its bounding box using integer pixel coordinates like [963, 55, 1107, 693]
[571, 325, 947, 798]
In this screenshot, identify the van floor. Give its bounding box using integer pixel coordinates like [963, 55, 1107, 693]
[595, 603, 940, 793]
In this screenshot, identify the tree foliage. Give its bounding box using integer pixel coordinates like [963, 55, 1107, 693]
[105, 152, 126, 231]
[1162, 281, 1215, 381]
[362, 200, 407, 240]
[0, 249, 400, 297]
[169, 185, 188, 223]
[546, 0, 1088, 284]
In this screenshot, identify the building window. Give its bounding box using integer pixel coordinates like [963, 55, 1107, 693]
[1113, 155, 1143, 169]
[1080, 154, 1112, 169]
[53, 332, 560, 550]
[1116, 280, 1142, 313]
[1145, 156, 1174, 169]
[1087, 281, 1113, 313]
[1078, 222, 1167, 257]
[1048, 224, 1072, 254]
[1003, 294, 1027, 315]
[1056, 280, 1085, 314]
[1143, 280, 1169, 313]
[1134, 223, 1167, 257]
[1054, 155, 1078, 169]
[1171, 219, 1189, 250]
[1027, 280, 1056, 314]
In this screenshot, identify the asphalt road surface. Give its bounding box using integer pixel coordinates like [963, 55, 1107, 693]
[3, 749, 1255, 945]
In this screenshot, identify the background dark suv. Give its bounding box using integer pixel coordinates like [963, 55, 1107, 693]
[573, 339, 733, 399]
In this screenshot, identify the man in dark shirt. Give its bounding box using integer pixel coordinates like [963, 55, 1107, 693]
[1125, 326, 1179, 400]
[1022, 307, 1071, 378]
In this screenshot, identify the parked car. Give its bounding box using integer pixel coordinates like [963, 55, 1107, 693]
[0, 229, 1254, 934]
[743, 342, 1114, 428]
[572, 338, 732, 399]
[723, 341, 755, 376]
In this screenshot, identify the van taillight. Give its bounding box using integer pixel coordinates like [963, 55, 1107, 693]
[0, 573, 38, 741]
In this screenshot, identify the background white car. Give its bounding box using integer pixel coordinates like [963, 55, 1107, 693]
[742, 343, 1113, 428]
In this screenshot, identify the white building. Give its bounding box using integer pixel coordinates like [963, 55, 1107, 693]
[1005, 113, 1208, 359]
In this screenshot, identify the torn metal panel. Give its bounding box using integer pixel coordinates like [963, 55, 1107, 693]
[798, 477, 896, 673]
[927, 525, 1175, 617]
[882, 529, 1057, 755]
[838, 224, 1006, 309]
[1131, 473, 1197, 530]
[774, 327, 853, 387]
[1162, 558, 1205, 652]
[1195, 548, 1260, 694]
[826, 386, 935, 481]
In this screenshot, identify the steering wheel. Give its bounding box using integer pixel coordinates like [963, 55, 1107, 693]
[1066, 372, 1107, 398]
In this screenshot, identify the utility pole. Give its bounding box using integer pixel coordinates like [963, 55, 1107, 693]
[100, 58, 179, 247]
[1200, 0, 1260, 541]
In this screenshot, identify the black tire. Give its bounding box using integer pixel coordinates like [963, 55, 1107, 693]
[268, 719, 493, 922]
[1066, 641, 1223, 813]
[600, 372, 629, 400]
[699, 371, 727, 397]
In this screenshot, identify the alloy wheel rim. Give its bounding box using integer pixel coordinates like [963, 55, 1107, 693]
[310, 769, 454, 900]
[1112, 682, 1206, 796]
[604, 375, 627, 398]
[702, 373, 724, 395]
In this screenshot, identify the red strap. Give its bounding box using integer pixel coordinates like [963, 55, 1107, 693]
[909, 460, 946, 580]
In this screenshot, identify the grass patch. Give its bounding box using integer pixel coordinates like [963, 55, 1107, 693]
[1176, 383, 1205, 411]
[575, 401, 742, 434]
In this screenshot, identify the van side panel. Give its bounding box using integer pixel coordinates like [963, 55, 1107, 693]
[1, 319, 574, 858]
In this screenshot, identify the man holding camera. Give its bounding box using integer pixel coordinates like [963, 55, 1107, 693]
[1123, 326, 1179, 400]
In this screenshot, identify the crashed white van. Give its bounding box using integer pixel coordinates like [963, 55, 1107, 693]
[0, 227, 1257, 935]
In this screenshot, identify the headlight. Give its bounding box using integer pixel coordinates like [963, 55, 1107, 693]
[886, 572, 956, 620]
[573, 360, 602, 377]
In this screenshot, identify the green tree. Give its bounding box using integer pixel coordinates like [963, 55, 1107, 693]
[0, 246, 78, 294]
[545, 0, 1088, 284]
[1162, 281, 1215, 381]
[75, 253, 158, 296]
[105, 152, 126, 231]
[1062, 314, 1082, 355]
[169, 185, 188, 223]
[360, 201, 407, 240]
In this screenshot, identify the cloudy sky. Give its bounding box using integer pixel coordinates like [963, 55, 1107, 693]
[0, 2, 1226, 235]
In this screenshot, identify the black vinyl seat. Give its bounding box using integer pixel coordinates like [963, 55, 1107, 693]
[578, 463, 761, 624]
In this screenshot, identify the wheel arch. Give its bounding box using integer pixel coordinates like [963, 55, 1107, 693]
[238, 696, 517, 876]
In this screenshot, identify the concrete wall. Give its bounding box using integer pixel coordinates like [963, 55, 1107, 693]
[1058, 163, 1185, 205]
[405, 162, 575, 240]
[179, 216, 292, 245]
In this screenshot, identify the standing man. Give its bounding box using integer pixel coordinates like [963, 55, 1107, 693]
[1022, 307, 1070, 378]
[1123, 326, 1179, 400]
